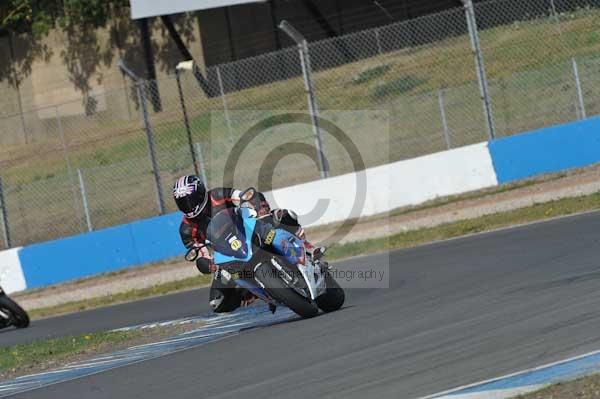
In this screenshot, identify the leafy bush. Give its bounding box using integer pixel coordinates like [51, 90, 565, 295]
[370, 76, 426, 99]
[351, 64, 392, 85]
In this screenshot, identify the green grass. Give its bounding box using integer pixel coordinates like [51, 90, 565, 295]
[352, 64, 392, 85]
[0, 330, 139, 375]
[370, 76, 427, 99]
[29, 274, 212, 320]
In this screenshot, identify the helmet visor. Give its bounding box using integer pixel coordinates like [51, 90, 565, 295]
[175, 188, 208, 217]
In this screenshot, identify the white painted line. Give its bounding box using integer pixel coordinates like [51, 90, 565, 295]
[419, 347, 600, 399]
[430, 385, 546, 399]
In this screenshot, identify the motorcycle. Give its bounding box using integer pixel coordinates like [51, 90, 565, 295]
[186, 188, 345, 318]
[0, 286, 29, 329]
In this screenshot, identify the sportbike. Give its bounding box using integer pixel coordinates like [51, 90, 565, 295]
[186, 188, 344, 318]
[0, 286, 29, 330]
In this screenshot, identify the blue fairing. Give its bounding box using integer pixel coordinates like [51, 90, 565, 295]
[211, 207, 304, 268]
[271, 228, 305, 266]
[212, 208, 257, 265]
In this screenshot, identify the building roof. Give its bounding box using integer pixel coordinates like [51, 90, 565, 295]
[130, 0, 267, 19]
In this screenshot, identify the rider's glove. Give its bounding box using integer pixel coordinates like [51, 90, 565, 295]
[191, 242, 212, 259]
[191, 243, 216, 275]
[195, 256, 217, 274]
[239, 190, 270, 217]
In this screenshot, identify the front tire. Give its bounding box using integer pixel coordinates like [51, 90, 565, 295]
[316, 273, 345, 313]
[0, 296, 29, 328]
[255, 264, 318, 318]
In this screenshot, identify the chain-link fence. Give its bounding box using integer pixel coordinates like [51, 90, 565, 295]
[1, 0, 600, 249]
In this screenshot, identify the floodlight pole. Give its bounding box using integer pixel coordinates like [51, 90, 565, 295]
[118, 59, 166, 214]
[279, 20, 328, 179]
[137, 18, 162, 112]
[175, 61, 200, 176]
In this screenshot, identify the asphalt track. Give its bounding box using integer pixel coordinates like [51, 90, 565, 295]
[5, 211, 600, 398]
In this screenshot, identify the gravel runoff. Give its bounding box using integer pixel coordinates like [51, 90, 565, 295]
[13, 165, 600, 312]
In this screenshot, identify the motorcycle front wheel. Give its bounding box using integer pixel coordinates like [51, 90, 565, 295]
[255, 264, 318, 318]
[316, 272, 345, 313]
[0, 295, 29, 328]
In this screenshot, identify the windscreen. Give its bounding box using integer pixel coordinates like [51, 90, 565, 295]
[207, 209, 249, 259]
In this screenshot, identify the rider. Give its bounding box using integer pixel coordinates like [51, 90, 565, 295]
[172, 175, 325, 313]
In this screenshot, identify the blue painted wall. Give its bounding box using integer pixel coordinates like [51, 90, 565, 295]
[489, 116, 600, 184]
[19, 212, 185, 289]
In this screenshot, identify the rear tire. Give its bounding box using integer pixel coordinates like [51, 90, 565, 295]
[255, 264, 318, 318]
[316, 273, 345, 313]
[0, 296, 29, 328]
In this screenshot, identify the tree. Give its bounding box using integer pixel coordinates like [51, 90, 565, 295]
[1, 1, 130, 114]
[1, 0, 129, 36]
[1, 0, 51, 36]
[1, 1, 200, 114]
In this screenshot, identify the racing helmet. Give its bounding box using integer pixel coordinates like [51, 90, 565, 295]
[172, 175, 207, 219]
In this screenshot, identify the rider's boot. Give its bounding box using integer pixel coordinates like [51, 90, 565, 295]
[268, 302, 277, 314]
[240, 290, 258, 307]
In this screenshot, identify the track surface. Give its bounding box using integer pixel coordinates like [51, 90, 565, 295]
[6, 211, 600, 398]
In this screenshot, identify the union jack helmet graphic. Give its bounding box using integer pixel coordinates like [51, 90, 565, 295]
[172, 175, 207, 219]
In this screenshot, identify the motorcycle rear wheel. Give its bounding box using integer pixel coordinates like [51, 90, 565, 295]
[255, 264, 318, 318]
[0, 295, 30, 328]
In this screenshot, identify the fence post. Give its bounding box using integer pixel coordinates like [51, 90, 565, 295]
[77, 169, 93, 232]
[549, 0, 563, 35]
[7, 32, 28, 144]
[119, 59, 166, 215]
[121, 74, 134, 121]
[56, 106, 86, 232]
[175, 68, 200, 176]
[0, 177, 11, 249]
[216, 66, 235, 143]
[374, 28, 383, 55]
[572, 58, 586, 120]
[279, 20, 329, 179]
[462, 0, 496, 140]
[438, 90, 452, 149]
[194, 142, 209, 188]
[136, 83, 166, 214]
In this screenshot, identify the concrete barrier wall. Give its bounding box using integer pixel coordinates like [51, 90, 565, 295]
[0, 248, 26, 294]
[3, 114, 600, 293]
[267, 142, 498, 227]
